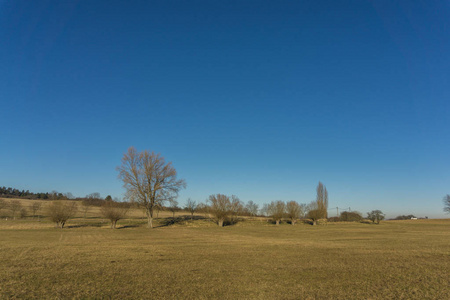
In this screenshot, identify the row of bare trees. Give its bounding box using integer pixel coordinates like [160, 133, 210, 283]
[47, 200, 129, 229]
[116, 147, 261, 228]
[258, 182, 328, 226]
[206, 194, 244, 226]
[261, 200, 305, 225]
[0, 199, 128, 229]
[116, 147, 336, 228]
[178, 198, 259, 220]
[0, 199, 42, 220]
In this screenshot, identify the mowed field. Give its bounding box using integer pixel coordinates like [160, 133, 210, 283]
[0, 201, 449, 299]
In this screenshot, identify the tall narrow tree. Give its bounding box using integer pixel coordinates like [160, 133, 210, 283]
[306, 182, 329, 225]
[117, 147, 186, 228]
[316, 181, 328, 219]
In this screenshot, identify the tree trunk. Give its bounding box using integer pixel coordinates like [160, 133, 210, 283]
[312, 220, 316, 226]
[60, 222, 65, 229]
[292, 219, 296, 225]
[146, 209, 153, 228]
[276, 220, 280, 225]
[218, 219, 224, 227]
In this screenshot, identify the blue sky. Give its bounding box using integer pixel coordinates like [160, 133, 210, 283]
[1, 1, 449, 218]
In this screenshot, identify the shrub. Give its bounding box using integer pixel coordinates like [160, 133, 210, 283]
[307, 208, 322, 225]
[286, 201, 304, 225]
[267, 201, 286, 225]
[19, 207, 28, 218]
[31, 202, 42, 218]
[340, 211, 363, 222]
[9, 200, 22, 220]
[0, 198, 6, 210]
[48, 201, 78, 228]
[328, 217, 340, 222]
[100, 201, 129, 229]
[208, 194, 231, 227]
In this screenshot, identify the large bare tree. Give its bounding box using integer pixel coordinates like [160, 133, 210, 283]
[117, 147, 186, 228]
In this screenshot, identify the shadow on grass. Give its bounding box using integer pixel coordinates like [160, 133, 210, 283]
[156, 215, 209, 227]
[117, 224, 142, 230]
[66, 223, 104, 229]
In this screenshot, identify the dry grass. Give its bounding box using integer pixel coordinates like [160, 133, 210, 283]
[0, 199, 449, 299]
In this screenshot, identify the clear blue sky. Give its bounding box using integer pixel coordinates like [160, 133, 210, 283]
[1, 1, 449, 218]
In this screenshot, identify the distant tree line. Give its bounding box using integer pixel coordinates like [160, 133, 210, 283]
[0, 187, 121, 204]
[0, 187, 63, 200]
[0, 186, 78, 200]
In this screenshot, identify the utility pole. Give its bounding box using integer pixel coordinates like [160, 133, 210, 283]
[336, 207, 339, 217]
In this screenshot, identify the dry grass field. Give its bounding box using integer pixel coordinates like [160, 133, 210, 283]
[0, 200, 449, 299]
